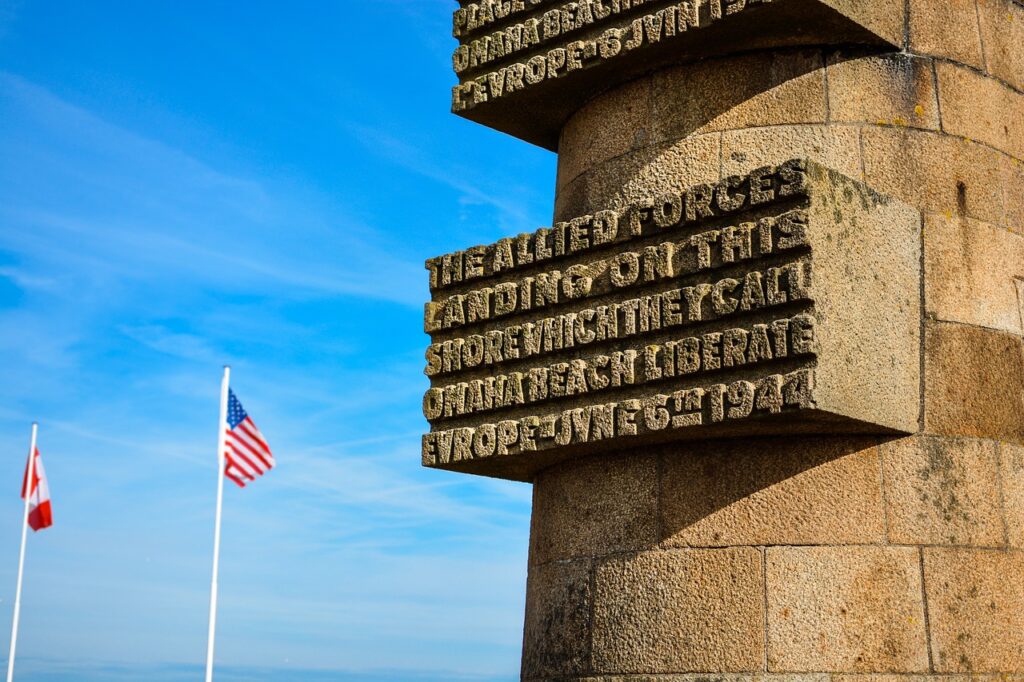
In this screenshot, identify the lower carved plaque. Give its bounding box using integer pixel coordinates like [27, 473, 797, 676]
[422, 160, 922, 480]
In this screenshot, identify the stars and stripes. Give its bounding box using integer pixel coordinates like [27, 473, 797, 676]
[21, 447, 52, 532]
[224, 390, 275, 488]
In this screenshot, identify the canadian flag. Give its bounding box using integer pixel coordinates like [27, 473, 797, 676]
[21, 447, 52, 532]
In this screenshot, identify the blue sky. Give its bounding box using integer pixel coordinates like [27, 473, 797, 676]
[0, 1, 555, 679]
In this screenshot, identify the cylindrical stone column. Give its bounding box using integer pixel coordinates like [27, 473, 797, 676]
[522, 8, 1024, 680]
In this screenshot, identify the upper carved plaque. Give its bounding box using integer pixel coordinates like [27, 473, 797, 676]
[421, 161, 921, 481]
[451, 0, 903, 148]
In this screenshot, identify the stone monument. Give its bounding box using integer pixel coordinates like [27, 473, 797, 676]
[424, 1, 1024, 678]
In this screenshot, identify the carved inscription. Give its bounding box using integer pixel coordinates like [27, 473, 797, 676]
[455, 1, 556, 39]
[423, 368, 814, 465]
[425, 313, 816, 420]
[424, 261, 810, 375]
[451, 0, 774, 112]
[422, 161, 833, 467]
[420, 158, 925, 477]
[425, 212, 809, 333]
[426, 161, 805, 292]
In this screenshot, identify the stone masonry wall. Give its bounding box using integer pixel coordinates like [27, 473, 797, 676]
[524, 1, 1024, 678]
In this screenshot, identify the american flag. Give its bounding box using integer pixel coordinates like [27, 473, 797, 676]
[224, 390, 275, 487]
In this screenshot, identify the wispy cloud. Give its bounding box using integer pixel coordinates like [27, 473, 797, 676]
[118, 325, 219, 363]
[349, 124, 537, 231]
[0, 266, 60, 293]
[0, 72, 425, 308]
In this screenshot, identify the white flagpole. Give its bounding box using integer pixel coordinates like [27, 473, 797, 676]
[205, 367, 230, 682]
[6, 422, 37, 682]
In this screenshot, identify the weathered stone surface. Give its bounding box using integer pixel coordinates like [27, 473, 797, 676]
[423, 162, 922, 480]
[522, 558, 592, 679]
[881, 436, 1005, 546]
[556, 133, 722, 217]
[923, 548, 1024, 672]
[1019, 277, 1024, 328]
[450, 0, 901, 148]
[650, 50, 827, 142]
[977, 0, 1024, 91]
[530, 451, 657, 564]
[526, 670, 1024, 682]
[795, 168, 921, 435]
[722, 125, 863, 181]
[826, 53, 940, 130]
[862, 127, 1007, 227]
[924, 214, 1024, 334]
[557, 78, 652, 191]
[823, 0, 905, 45]
[936, 61, 1024, 161]
[1018, 277, 1024, 325]
[832, 677, 971, 682]
[1007, 157, 1024, 235]
[765, 546, 929, 672]
[924, 322, 1024, 443]
[660, 436, 885, 547]
[1003, 442, 1024, 549]
[540, 671, 835, 675]
[908, 0, 985, 70]
[591, 547, 764, 673]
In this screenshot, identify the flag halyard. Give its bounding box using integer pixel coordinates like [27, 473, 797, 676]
[224, 390, 274, 488]
[20, 448, 52, 532]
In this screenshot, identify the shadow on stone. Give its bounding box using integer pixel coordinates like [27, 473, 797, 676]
[659, 435, 890, 546]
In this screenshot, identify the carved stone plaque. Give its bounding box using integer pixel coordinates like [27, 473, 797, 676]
[422, 160, 921, 480]
[451, 0, 903, 148]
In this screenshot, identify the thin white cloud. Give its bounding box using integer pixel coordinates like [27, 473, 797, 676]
[0, 72, 425, 308]
[347, 123, 548, 240]
[0, 265, 60, 292]
[118, 325, 219, 363]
